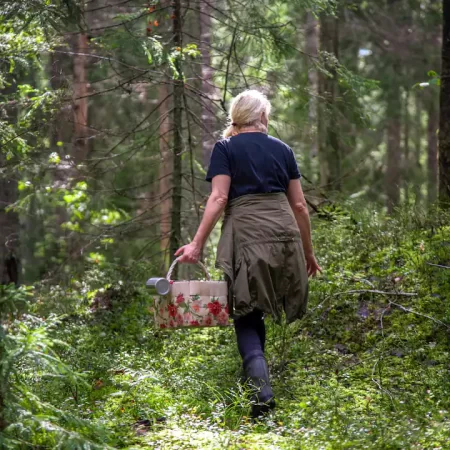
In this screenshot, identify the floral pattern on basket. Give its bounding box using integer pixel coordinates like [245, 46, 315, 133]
[152, 257, 230, 329]
[154, 293, 230, 328]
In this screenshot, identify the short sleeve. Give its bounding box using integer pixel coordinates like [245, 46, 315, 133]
[206, 141, 231, 182]
[287, 147, 301, 180]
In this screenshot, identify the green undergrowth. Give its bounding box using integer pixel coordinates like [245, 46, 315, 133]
[3, 205, 450, 449]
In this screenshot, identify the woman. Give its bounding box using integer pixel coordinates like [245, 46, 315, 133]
[175, 90, 321, 418]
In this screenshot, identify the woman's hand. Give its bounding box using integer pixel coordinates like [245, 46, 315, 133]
[174, 241, 201, 264]
[305, 253, 322, 277]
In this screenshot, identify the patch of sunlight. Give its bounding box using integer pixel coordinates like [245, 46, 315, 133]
[139, 420, 297, 450]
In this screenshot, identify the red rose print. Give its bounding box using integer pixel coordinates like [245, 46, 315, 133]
[225, 304, 229, 314]
[169, 320, 175, 327]
[176, 313, 184, 326]
[203, 315, 213, 326]
[160, 323, 167, 329]
[176, 293, 184, 304]
[217, 311, 229, 326]
[190, 320, 200, 326]
[168, 304, 177, 317]
[207, 300, 222, 316]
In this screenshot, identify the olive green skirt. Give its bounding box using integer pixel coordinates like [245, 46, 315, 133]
[216, 193, 309, 323]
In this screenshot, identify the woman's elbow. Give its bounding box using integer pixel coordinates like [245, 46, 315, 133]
[291, 201, 308, 215]
[211, 192, 228, 207]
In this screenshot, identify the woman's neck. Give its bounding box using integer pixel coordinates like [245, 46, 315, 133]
[238, 124, 267, 134]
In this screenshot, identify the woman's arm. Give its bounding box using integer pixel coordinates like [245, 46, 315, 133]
[286, 179, 322, 277]
[175, 175, 231, 263]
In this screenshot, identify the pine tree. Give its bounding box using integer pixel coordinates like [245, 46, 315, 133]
[439, 0, 450, 204]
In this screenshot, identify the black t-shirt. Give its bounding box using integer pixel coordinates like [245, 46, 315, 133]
[205, 132, 301, 201]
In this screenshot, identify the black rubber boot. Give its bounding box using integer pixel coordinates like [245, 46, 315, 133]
[244, 355, 275, 419]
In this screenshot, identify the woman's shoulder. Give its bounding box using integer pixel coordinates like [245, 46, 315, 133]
[212, 138, 231, 153]
[214, 134, 291, 152]
[215, 137, 231, 146]
[266, 135, 291, 149]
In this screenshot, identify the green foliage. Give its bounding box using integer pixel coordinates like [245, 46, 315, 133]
[0, 290, 110, 448]
[3, 205, 449, 449]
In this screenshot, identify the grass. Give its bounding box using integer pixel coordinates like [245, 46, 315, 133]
[5, 204, 450, 449]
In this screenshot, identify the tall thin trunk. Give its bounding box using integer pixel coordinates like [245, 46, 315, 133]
[0, 326, 7, 430]
[427, 102, 439, 204]
[439, 0, 450, 205]
[305, 13, 319, 161]
[72, 32, 90, 165]
[169, 0, 184, 277]
[0, 158, 19, 285]
[200, 0, 217, 167]
[414, 95, 422, 202]
[318, 14, 340, 190]
[0, 86, 20, 285]
[159, 84, 172, 259]
[403, 90, 410, 203]
[0, 383, 6, 432]
[386, 115, 402, 213]
[385, 74, 402, 213]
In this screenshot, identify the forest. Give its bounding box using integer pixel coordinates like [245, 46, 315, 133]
[1, 0, 450, 448]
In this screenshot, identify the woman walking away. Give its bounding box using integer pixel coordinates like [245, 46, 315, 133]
[175, 90, 321, 418]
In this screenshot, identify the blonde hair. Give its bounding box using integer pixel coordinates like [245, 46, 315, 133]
[223, 90, 271, 138]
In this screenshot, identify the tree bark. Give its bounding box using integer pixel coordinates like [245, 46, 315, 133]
[169, 0, 184, 277]
[413, 95, 423, 203]
[0, 157, 19, 285]
[385, 70, 402, 213]
[318, 14, 340, 190]
[0, 86, 20, 286]
[427, 101, 439, 204]
[0, 389, 6, 432]
[199, 0, 217, 167]
[159, 83, 172, 259]
[305, 12, 319, 161]
[386, 113, 402, 213]
[403, 90, 410, 203]
[72, 32, 90, 165]
[439, 0, 450, 205]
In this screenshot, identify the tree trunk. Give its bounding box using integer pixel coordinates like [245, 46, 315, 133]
[159, 83, 172, 259]
[305, 12, 319, 161]
[0, 157, 19, 285]
[199, 0, 217, 167]
[386, 115, 402, 213]
[413, 95, 422, 203]
[169, 0, 184, 277]
[427, 101, 439, 204]
[385, 77, 402, 213]
[403, 90, 410, 203]
[318, 14, 340, 190]
[0, 387, 6, 432]
[439, 0, 450, 205]
[72, 32, 90, 165]
[0, 86, 20, 286]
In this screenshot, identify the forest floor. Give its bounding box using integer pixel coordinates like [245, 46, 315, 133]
[10, 206, 450, 449]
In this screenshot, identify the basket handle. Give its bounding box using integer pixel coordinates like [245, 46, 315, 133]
[166, 257, 211, 282]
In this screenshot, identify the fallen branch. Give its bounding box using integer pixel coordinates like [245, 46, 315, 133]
[426, 262, 450, 269]
[389, 301, 450, 330]
[333, 289, 418, 297]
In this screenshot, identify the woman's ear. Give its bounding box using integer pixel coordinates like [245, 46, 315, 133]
[260, 111, 269, 127]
